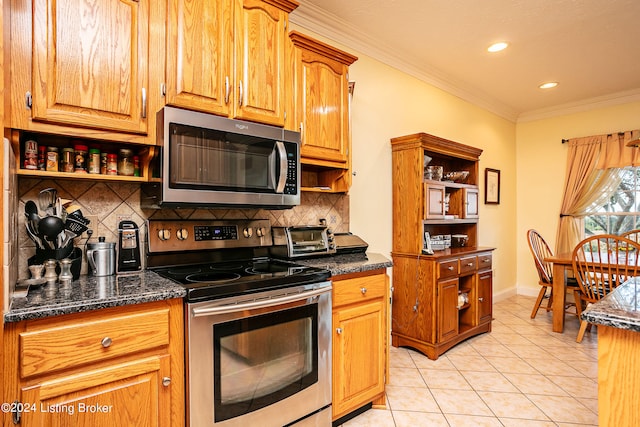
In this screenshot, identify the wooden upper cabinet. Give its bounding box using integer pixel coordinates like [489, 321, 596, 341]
[290, 31, 358, 166]
[31, 0, 150, 134]
[165, 0, 297, 126]
[165, 0, 233, 116]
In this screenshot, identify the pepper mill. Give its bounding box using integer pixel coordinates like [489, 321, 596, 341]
[58, 258, 73, 285]
[44, 259, 58, 285]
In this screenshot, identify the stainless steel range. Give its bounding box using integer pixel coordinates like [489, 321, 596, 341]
[147, 219, 332, 427]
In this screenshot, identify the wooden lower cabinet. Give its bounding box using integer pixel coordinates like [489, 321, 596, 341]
[2, 299, 184, 427]
[332, 269, 389, 421]
[391, 250, 494, 360]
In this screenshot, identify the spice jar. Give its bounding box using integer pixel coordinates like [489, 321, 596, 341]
[133, 156, 140, 177]
[88, 147, 101, 174]
[106, 154, 118, 175]
[74, 144, 88, 173]
[24, 140, 38, 170]
[38, 145, 46, 170]
[46, 146, 59, 172]
[100, 152, 108, 174]
[118, 148, 134, 176]
[61, 147, 75, 173]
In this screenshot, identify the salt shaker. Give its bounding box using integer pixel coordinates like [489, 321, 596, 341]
[44, 259, 58, 285]
[58, 258, 73, 285]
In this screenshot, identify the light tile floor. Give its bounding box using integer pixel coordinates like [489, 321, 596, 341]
[341, 294, 599, 426]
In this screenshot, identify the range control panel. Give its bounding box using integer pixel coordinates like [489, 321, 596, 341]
[147, 219, 271, 253]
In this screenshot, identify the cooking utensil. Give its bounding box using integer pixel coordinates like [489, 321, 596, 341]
[38, 188, 57, 216]
[65, 216, 89, 235]
[38, 215, 65, 248]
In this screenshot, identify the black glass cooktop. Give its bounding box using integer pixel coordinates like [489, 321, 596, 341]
[151, 257, 331, 302]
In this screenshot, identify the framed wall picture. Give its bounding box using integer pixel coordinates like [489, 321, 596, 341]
[485, 168, 500, 204]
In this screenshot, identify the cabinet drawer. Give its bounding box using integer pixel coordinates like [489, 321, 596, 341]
[333, 274, 387, 308]
[459, 256, 477, 275]
[477, 253, 493, 270]
[438, 259, 458, 279]
[19, 307, 170, 378]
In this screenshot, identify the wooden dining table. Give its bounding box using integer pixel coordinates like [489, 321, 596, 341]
[544, 252, 574, 333]
[545, 249, 640, 332]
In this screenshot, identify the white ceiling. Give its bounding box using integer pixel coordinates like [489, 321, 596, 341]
[290, 0, 640, 122]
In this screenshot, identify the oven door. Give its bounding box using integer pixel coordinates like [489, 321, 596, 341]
[186, 282, 332, 427]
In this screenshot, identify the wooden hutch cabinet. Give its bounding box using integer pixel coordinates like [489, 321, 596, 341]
[390, 132, 494, 360]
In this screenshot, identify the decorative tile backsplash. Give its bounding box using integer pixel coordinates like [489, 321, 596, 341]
[17, 178, 349, 279]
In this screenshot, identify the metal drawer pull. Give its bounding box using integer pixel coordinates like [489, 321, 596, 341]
[466, 263, 473, 267]
[336, 328, 343, 335]
[101, 337, 112, 348]
[483, 259, 490, 263]
[361, 287, 367, 294]
[447, 266, 454, 271]
[162, 377, 171, 387]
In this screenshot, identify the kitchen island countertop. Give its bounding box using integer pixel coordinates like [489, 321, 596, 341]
[581, 276, 640, 332]
[4, 271, 186, 323]
[295, 252, 393, 276]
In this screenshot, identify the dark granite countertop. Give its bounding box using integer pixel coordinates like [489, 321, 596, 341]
[5, 271, 186, 323]
[295, 252, 393, 277]
[581, 277, 640, 332]
[5, 253, 392, 323]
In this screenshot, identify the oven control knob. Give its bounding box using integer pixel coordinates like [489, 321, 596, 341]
[158, 229, 171, 241]
[256, 227, 266, 237]
[176, 228, 189, 240]
[243, 227, 253, 238]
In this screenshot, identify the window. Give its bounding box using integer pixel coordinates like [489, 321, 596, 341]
[585, 167, 640, 235]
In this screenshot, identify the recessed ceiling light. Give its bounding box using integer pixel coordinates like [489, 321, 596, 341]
[487, 42, 509, 53]
[539, 82, 559, 89]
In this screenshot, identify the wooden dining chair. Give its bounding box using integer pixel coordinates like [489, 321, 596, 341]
[621, 229, 640, 243]
[526, 229, 581, 319]
[572, 234, 640, 342]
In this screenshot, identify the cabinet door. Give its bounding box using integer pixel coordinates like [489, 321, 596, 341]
[165, 0, 233, 115]
[32, 0, 149, 133]
[333, 299, 385, 418]
[463, 188, 479, 218]
[437, 278, 459, 342]
[425, 184, 446, 219]
[20, 356, 170, 426]
[477, 270, 493, 324]
[295, 49, 350, 164]
[233, 0, 288, 126]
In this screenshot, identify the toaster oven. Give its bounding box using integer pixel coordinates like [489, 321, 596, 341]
[271, 226, 336, 259]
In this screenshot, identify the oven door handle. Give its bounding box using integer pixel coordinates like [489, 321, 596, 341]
[191, 286, 332, 317]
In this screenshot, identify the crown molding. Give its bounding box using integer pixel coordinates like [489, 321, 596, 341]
[290, 2, 520, 122]
[516, 89, 640, 123]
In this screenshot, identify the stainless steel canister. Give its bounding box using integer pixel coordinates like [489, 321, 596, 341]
[86, 237, 116, 276]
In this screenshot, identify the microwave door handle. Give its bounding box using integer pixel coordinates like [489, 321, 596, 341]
[275, 141, 288, 193]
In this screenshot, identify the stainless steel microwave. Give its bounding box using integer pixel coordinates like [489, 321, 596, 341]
[143, 107, 300, 209]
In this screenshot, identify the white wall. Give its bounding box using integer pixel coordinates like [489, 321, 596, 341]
[516, 102, 640, 296]
[344, 55, 517, 297]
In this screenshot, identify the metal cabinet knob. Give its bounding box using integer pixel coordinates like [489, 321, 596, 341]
[162, 377, 171, 387]
[466, 263, 473, 267]
[447, 266, 454, 271]
[101, 337, 112, 348]
[361, 287, 367, 294]
[336, 327, 343, 335]
[478, 297, 484, 302]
